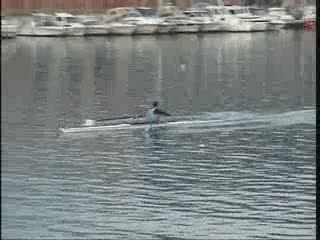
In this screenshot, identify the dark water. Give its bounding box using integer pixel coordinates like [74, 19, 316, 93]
[1, 31, 315, 239]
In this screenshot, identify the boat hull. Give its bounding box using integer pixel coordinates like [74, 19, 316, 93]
[173, 24, 199, 33]
[218, 18, 253, 32]
[250, 22, 268, 32]
[18, 26, 66, 36]
[224, 23, 253, 32]
[199, 22, 221, 32]
[1, 25, 17, 38]
[64, 26, 85, 36]
[108, 24, 135, 35]
[283, 20, 304, 29]
[84, 26, 108, 36]
[267, 22, 285, 31]
[157, 23, 175, 34]
[134, 24, 158, 34]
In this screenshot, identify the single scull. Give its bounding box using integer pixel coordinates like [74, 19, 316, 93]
[57, 118, 212, 134]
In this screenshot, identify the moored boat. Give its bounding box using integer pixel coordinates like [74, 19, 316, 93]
[165, 14, 200, 33]
[227, 6, 269, 31]
[136, 7, 175, 34]
[121, 10, 159, 35]
[157, 20, 176, 34]
[104, 7, 136, 35]
[248, 7, 285, 30]
[223, 6, 268, 32]
[106, 22, 136, 35]
[183, 9, 221, 32]
[267, 7, 303, 29]
[18, 13, 66, 37]
[303, 6, 316, 30]
[76, 15, 108, 36]
[1, 18, 17, 38]
[54, 12, 85, 36]
[205, 6, 253, 32]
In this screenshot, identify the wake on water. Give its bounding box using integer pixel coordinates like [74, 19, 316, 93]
[174, 109, 315, 135]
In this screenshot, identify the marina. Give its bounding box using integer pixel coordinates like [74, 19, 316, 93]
[1, 1, 315, 38]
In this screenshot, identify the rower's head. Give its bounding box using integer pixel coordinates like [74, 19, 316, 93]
[152, 101, 159, 108]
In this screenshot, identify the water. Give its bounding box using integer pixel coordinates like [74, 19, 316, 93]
[1, 31, 315, 239]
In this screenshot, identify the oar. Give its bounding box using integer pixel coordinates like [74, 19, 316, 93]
[96, 114, 144, 122]
[83, 114, 145, 126]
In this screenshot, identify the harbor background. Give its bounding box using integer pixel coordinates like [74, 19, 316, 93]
[1, 0, 316, 15]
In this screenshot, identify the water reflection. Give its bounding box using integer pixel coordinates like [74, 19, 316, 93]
[1, 31, 316, 240]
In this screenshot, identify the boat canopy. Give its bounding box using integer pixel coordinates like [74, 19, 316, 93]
[183, 10, 210, 17]
[135, 7, 158, 17]
[54, 12, 75, 18]
[125, 10, 143, 18]
[32, 13, 56, 22]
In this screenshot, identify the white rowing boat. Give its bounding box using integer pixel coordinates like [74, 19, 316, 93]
[57, 118, 212, 134]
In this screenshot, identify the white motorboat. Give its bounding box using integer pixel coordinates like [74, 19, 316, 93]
[165, 14, 200, 33]
[225, 6, 269, 31]
[104, 7, 136, 35]
[266, 19, 286, 30]
[105, 7, 128, 23]
[303, 6, 316, 22]
[54, 12, 85, 36]
[183, 9, 221, 32]
[303, 6, 316, 30]
[18, 13, 66, 37]
[76, 15, 108, 36]
[157, 20, 176, 34]
[248, 7, 285, 30]
[222, 6, 268, 32]
[267, 8, 299, 29]
[205, 6, 253, 32]
[1, 19, 17, 38]
[135, 7, 160, 18]
[121, 10, 159, 34]
[136, 7, 175, 34]
[106, 22, 136, 35]
[158, 5, 177, 17]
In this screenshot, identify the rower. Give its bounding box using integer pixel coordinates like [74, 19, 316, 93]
[146, 101, 171, 124]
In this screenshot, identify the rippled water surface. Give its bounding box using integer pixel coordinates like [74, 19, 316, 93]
[1, 31, 315, 239]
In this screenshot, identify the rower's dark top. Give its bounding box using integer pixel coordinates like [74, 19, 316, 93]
[154, 108, 171, 116]
[146, 101, 171, 123]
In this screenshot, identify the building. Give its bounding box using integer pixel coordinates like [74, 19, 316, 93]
[1, 0, 192, 15]
[1, 0, 311, 15]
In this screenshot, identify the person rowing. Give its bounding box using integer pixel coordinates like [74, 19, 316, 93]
[82, 101, 170, 127]
[145, 101, 171, 124]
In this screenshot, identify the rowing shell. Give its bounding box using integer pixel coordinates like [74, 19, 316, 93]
[58, 119, 211, 134]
